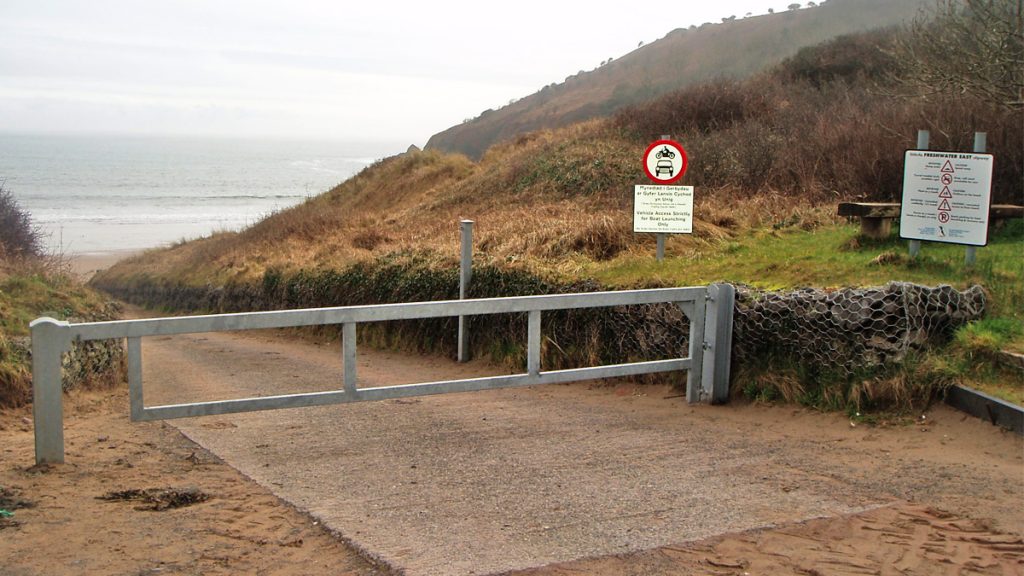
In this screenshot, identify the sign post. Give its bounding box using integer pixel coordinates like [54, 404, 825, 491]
[636, 136, 691, 261]
[908, 130, 928, 259]
[899, 135, 995, 257]
[966, 132, 986, 266]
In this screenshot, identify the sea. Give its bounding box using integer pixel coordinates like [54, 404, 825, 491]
[0, 133, 406, 255]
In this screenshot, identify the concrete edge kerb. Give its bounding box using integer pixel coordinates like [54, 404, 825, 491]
[945, 384, 1024, 436]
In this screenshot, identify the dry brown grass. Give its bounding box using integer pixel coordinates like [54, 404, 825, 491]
[94, 138, 844, 290]
[95, 24, 1019, 292]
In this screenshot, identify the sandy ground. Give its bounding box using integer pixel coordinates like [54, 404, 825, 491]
[2, 255, 1021, 574]
[66, 250, 139, 281]
[2, 323, 1022, 575]
[0, 390, 388, 576]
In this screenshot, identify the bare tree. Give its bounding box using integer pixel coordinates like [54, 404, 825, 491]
[899, 0, 1024, 108]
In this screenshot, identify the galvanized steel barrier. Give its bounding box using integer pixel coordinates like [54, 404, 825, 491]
[30, 284, 735, 464]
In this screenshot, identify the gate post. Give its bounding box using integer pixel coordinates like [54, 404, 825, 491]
[701, 283, 735, 404]
[30, 317, 71, 465]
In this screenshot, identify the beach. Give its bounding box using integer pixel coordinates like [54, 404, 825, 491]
[68, 250, 139, 281]
[0, 133, 404, 256]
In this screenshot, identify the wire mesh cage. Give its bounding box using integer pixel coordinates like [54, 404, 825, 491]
[732, 282, 986, 377]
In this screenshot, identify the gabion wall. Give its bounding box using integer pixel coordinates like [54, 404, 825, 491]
[98, 262, 987, 382]
[732, 282, 986, 376]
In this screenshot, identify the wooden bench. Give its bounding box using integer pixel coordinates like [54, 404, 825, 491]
[838, 202, 1024, 239]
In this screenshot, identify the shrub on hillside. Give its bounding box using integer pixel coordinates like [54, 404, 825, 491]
[611, 28, 1023, 204]
[0, 183, 43, 261]
[613, 78, 775, 139]
[898, 0, 1023, 110]
[778, 28, 901, 88]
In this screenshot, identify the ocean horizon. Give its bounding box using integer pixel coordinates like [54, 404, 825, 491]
[0, 132, 407, 256]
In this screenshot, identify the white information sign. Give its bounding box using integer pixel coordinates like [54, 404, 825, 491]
[900, 150, 994, 247]
[633, 185, 693, 234]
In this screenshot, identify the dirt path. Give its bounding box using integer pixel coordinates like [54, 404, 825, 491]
[2, 326, 1023, 575]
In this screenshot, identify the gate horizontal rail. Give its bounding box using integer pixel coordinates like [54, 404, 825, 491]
[31, 285, 734, 464]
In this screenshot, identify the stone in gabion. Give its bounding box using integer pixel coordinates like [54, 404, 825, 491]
[733, 282, 985, 376]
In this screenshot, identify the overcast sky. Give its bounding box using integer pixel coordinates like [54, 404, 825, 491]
[1, 1, 798, 146]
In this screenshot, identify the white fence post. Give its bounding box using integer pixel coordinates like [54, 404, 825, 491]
[30, 317, 71, 465]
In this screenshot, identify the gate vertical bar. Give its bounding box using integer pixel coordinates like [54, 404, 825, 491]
[458, 219, 474, 362]
[30, 317, 70, 465]
[701, 283, 735, 404]
[342, 322, 358, 395]
[685, 297, 706, 403]
[127, 337, 144, 421]
[527, 310, 541, 376]
[909, 130, 929, 259]
[966, 132, 986, 266]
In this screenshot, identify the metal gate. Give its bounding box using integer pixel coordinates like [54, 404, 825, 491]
[30, 284, 735, 464]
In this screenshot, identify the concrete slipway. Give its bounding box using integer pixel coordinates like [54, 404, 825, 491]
[138, 330, 1022, 575]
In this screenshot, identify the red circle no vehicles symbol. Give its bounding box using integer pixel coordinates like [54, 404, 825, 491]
[643, 140, 688, 184]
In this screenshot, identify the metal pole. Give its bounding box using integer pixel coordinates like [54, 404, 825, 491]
[458, 220, 474, 362]
[342, 322, 358, 395]
[127, 337, 144, 421]
[684, 298, 706, 404]
[701, 283, 735, 404]
[966, 132, 987, 266]
[31, 317, 71, 465]
[909, 130, 929, 259]
[656, 134, 670, 262]
[527, 310, 541, 376]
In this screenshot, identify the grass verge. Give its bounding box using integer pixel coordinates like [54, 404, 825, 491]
[0, 263, 123, 408]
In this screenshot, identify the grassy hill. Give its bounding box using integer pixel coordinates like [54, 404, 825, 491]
[92, 20, 1023, 412]
[425, 0, 932, 159]
[94, 28, 1021, 288]
[0, 186, 123, 408]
